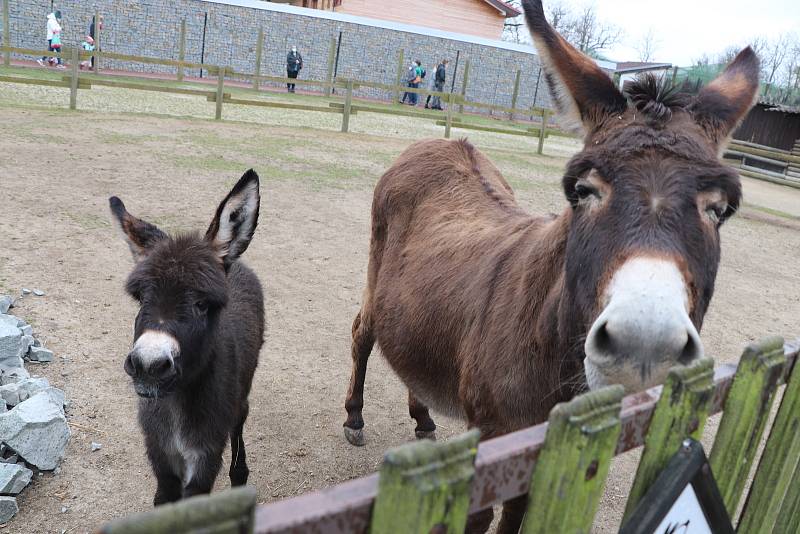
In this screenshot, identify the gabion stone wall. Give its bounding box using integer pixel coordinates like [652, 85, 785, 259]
[2, 0, 561, 110]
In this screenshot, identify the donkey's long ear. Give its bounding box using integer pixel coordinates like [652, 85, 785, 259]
[109, 196, 167, 262]
[522, 0, 627, 133]
[690, 47, 760, 149]
[205, 169, 260, 269]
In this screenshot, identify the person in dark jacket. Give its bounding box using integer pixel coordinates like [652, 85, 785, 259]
[426, 59, 448, 110]
[286, 46, 303, 93]
[88, 14, 104, 68]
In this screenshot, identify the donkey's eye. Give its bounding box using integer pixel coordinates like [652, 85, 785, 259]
[706, 204, 727, 225]
[574, 182, 599, 201]
[194, 300, 209, 313]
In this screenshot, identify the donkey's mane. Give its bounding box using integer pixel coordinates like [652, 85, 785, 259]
[623, 74, 691, 125]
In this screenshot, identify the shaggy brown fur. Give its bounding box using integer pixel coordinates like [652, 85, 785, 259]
[344, 2, 760, 531]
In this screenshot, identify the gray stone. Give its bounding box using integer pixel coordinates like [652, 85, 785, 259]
[27, 346, 53, 363]
[0, 297, 12, 315]
[91, 442, 102, 452]
[0, 496, 17, 522]
[0, 390, 70, 470]
[0, 463, 32, 495]
[21, 289, 30, 295]
[0, 368, 29, 386]
[0, 454, 18, 464]
[32, 290, 45, 297]
[20, 325, 32, 337]
[0, 378, 50, 407]
[0, 317, 24, 370]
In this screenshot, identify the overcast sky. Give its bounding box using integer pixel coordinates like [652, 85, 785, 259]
[536, 0, 800, 66]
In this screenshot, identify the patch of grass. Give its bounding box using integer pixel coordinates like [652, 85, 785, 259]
[166, 154, 253, 173]
[743, 203, 799, 221]
[64, 212, 110, 230]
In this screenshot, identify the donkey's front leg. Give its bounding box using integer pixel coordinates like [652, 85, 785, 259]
[149, 447, 182, 506]
[182, 451, 223, 499]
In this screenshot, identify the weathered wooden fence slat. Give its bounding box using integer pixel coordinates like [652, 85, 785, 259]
[709, 336, 785, 514]
[253, 27, 264, 91]
[521, 385, 624, 534]
[737, 346, 800, 533]
[97, 486, 256, 534]
[774, 453, 800, 533]
[69, 48, 80, 110]
[2, 0, 10, 67]
[341, 79, 354, 133]
[622, 358, 715, 520]
[369, 429, 479, 534]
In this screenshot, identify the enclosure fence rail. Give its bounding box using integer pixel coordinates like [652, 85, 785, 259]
[94, 337, 800, 533]
[0, 46, 569, 153]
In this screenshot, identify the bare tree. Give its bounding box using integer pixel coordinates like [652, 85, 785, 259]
[502, 1, 528, 44]
[635, 28, 659, 62]
[566, 4, 623, 56]
[762, 34, 790, 87]
[502, 1, 622, 57]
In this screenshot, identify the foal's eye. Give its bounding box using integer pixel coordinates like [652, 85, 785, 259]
[194, 300, 209, 313]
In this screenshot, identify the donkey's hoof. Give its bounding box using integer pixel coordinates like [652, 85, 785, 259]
[415, 430, 437, 441]
[344, 426, 366, 446]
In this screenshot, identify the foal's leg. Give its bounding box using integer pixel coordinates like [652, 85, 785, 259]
[149, 447, 182, 506]
[408, 390, 436, 440]
[343, 310, 375, 446]
[183, 452, 223, 500]
[229, 401, 250, 486]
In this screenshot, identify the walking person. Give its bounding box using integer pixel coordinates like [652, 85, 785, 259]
[428, 59, 449, 110]
[88, 14, 104, 69]
[286, 46, 303, 93]
[37, 11, 64, 68]
[400, 60, 418, 104]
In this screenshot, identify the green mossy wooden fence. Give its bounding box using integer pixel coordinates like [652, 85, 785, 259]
[92, 337, 799, 533]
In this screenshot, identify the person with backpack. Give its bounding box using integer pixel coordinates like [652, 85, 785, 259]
[427, 59, 449, 110]
[400, 60, 419, 105]
[37, 11, 64, 68]
[286, 46, 303, 93]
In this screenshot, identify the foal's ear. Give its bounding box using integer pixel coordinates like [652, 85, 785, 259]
[690, 47, 760, 149]
[522, 0, 627, 133]
[205, 169, 260, 269]
[109, 196, 167, 262]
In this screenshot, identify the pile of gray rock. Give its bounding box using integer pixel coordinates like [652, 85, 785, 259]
[0, 294, 69, 523]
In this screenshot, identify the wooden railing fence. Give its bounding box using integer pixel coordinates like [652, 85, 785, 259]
[724, 139, 800, 190]
[94, 336, 800, 533]
[0, 45, 570, 154]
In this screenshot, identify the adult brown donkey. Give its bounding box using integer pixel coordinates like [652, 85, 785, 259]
[344, 0, 759, 531]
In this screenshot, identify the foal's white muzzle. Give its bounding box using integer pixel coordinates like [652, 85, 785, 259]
[584, 257, 703, 392]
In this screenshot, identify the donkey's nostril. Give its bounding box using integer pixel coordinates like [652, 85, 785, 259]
[678, 329, 702, 365]
[124, 353, 138, 377]
[148, 357, 174, 379]
[592, 321, 614, 355]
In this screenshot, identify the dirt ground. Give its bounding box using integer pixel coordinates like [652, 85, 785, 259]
[0, 99, 799, 534]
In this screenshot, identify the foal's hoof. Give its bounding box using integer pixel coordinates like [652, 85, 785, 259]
[344, 426, 366, 447]
[415, 430, 437, 441]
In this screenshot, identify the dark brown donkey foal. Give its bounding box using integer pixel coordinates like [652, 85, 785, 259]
[344, 1, 759, 531]
[110, 170, 264, 505]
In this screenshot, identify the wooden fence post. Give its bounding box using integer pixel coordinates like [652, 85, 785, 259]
[622, 358, 715, 520]
[738, 341, 800, 532]
[253, 28, 263, 91]
[509, 68, 521, 121]
[458, 59, 470, 114]
[394, 48, 405, 103]
[341, 79, 353, 133]
[325, 36, 336, 97]
[98, 486, 256, 533]
[774, 458, 800, 533]
[93, 11, 101, 74]
[176, 19, 186, 82]
[537, 109, 548, 155]
[2, 0, 10, 67]
[521, 386, 624, 534]
[69, 47, 79, 110]
[709, 337, 785, 514]
[444, 92, 453, 139]
[370, 430, 479, 533]
[215, 67, 225, 120]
